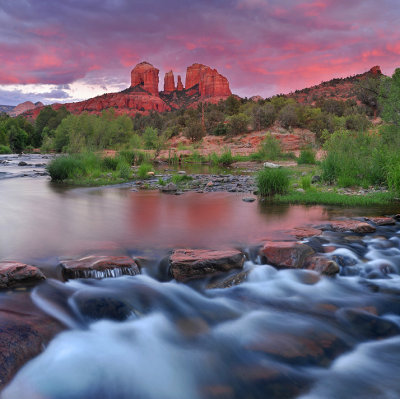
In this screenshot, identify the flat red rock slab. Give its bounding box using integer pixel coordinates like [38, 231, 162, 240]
[366, 217, 396, 226]
[170, 249, 245, 282]
[323, 220, 376, 234]
[260, 241, 315, 269]
[60, 255, 140, 279]
[286, 227, 322, 240]
[0, 262, 45, 288]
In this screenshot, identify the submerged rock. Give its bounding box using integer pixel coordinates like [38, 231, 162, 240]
[366, 217, 396, 226]
[0, 261, 45, 288]
[60, 255, 140, 280]
[169, 249, 245, 282]
[160, 182, 177, 193]
[260, 241, 315, 269]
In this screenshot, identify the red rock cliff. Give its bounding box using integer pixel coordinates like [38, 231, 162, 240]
[131, 62, 159, 96]
[163, 71, 175, 93]
[185, 63, 231, 98]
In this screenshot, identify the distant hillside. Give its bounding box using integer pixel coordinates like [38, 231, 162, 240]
[0, 105, 14, 114]
[285, 66, 383, 104]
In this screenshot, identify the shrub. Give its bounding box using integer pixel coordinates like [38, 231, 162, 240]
[212, 123, 228, 136]
[101, 156, 119, 171]
[256, 167, 290, 196]
[227, 113, 249, 135]
[250, 134, 282, 161]
[137, 162, 153, 179]
[0, 145, 11, 154]
[184, 120, 205, 141]
[47, 155, 82, 181]
[118, 162, 132, 179]
[218, 150, 235, 166]
[278, 104, 299, 129]
[297, 148, 316, 165]
[252, 103, 276, 130]
[143, 127, 159, 149]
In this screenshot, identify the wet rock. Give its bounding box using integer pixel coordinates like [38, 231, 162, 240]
[0, 262, 45, 288]
[242, 197, 256, 203]
[207, 269, 250, 289]
[311, 175, 321, 184]
[337, 308, 400, 339]
[366, 216, 396, 226]
[260, 242, 315, 269]
[59, 255, 140, 280]
[305, 256, 340, 276]
[319, 220, 376, 234]
[287, 227, 322, 240]
[72, 292, 134, 322]
[0, 306, 63, 390]
[17, 161, 28, 166]
[160, 182, 177, 193]
[170, 249, 245, 282]
[331, 254, 358, 267]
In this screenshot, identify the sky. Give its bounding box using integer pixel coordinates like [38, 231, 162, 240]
[0, 0, 399, 105]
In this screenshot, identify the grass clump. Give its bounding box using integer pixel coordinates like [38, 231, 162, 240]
[47, 152, 133, 184]
[136, 162, 153, 179]
[300, 175, 312, 190]
[274, 191, 394, 206]
[0, 145, 12, 154]
[256, 167, 290, 196]
[171, 174, 193, 184]
[297, 148, 316, 165]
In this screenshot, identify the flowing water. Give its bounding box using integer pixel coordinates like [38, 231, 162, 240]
[1, 154, 400, 398]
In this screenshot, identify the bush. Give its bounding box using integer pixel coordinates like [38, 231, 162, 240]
[227, 113, 249, 135]
[250, 134, 282, 161]
[47, 155, 83, 181]
[278, 104, 299, 129]
[118, 162, 132, 179]
[212, 123, 228, 136]
[252, 103, 276, 130]
[297, 148, 316, 165]
[0, 145, 11, 154]
[256, 167, 290, 196]
[143, 127, 159, 149]
[137, 163, 153, 179]
[184, 120, 205, 141]
[102, 156, 119, 171]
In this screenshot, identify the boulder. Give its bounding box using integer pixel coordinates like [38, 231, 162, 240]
[130, 61, 160, 96]
[260, 241, 315, 269]
[59, 255, 140, 280]
[0, 262, 45, 288]
[160, 182, 178, 193]
[170, 249, 245, 282]
[263, 162, 281, 168]
[286, 227, 322, 240]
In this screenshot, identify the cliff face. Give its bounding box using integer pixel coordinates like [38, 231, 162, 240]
[185, 63, 231, 97]
[23, 61, 232, 119]
[130, 62, 159, 97]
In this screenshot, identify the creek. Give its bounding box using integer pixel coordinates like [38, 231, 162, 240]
[1, 154, 400, 398]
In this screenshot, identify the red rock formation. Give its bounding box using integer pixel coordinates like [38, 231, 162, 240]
[185, 63, 231, 98]
[9, 101, 43, 117]
[130, 61, 159, 96]
[369, 66, 382, 75]
[176, 75, 184, 91]
[163, 70, 175, 93]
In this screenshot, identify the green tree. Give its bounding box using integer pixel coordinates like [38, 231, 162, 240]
[225, 95, 241, 115]
[380, 68, 400, 126]
[8, 125, 28, 153]
[227, 113, 249, 135]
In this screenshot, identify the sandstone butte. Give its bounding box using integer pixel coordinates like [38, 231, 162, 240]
[23, 62, 232, 119]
